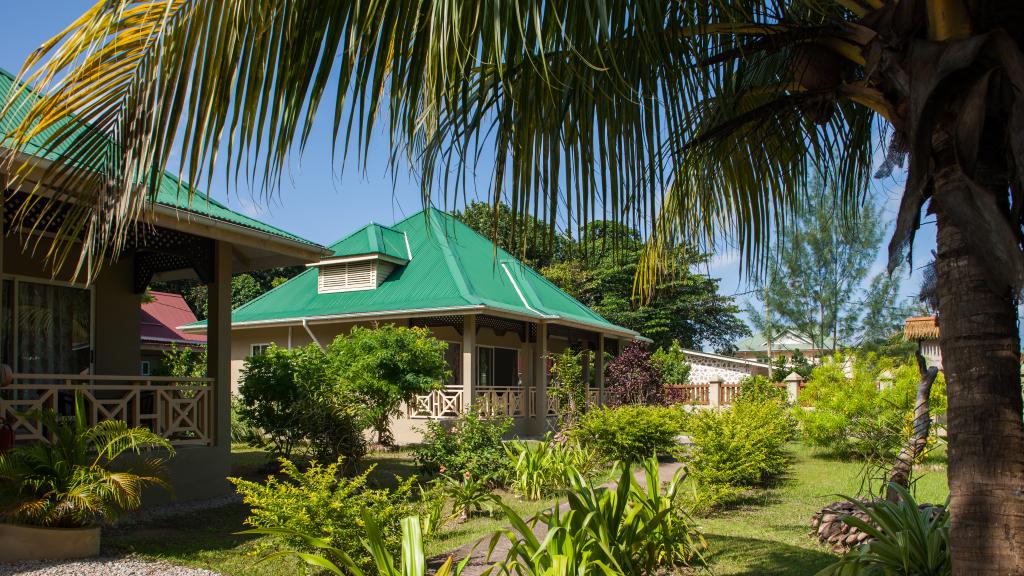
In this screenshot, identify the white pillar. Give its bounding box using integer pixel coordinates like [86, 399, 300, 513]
[533, 322, 548, 433]
[596, 335, 605, 406]
[708, 376, 722, 408]
[783, 372, 804, 403]
[206, 240, 232, 449]
[461, 315, 476, 413]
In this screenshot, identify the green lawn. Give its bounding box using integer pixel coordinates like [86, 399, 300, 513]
[104, 443, 948, 575]
[698, 443, 949, 575]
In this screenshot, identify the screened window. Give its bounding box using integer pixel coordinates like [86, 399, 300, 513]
[443, 342, 461, 386]
[477, 346, 519, 388]
[0, 278, 92, 374]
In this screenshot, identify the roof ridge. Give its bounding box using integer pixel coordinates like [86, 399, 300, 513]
[428, 210, 476, 303]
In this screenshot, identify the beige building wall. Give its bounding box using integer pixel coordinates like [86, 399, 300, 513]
[229, 316, 548, 442]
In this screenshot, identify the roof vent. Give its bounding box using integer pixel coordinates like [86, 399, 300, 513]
[317, 259, 396, 293]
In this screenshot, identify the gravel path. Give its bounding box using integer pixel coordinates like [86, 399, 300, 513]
[0, 557, 220, 576]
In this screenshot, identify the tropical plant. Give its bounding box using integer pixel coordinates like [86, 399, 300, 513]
[736, 375, 788, 405]
[414, 484, 454, 539]
[687, 395, 794, 500]
[505, 434, 598, 501]
[571, 405, 684, 463]
[158, 342, 207, 378]
[436, 473, 496, 521]
[0, 394, 174, 527]
[547, 347, 589, 428]
[604, 342, 663, 407]
[650, 342, 691, 386]
[237, 343, 366, 466]
[229, 458, 415, 574]
[414, 406, 512, 487]
[327, 325, 449, 446]
[7, 2, 1024, 570]
[246, 513, 470, 576]
[817, 484, 951, 576]
[489, 457, 706, 574]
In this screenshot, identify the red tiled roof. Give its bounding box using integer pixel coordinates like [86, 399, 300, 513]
[141, 291, 206, 346]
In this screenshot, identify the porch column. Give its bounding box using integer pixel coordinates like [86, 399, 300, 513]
[206, 240, 232, 449]
[461, 314, 476, 413]
[533, 321, 548, 433]
[596, 335, 605, 406]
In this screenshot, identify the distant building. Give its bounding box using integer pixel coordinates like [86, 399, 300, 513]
[734, 330, 832, 362]
[904, 315, 942, 369]
[140, 291, 206, 375]
[681, 349, 770, 385]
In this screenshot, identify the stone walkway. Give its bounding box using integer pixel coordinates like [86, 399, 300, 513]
[431, 461, 686, 575]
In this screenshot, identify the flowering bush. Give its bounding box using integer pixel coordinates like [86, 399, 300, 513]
[605, 342, 663, 406]
[414, 405, 512, 486]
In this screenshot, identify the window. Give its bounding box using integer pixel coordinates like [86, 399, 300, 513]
[477, 346, 519, 388]
[443, 342, 461, 386]
[0, 277, 92, 374]
[251, 343, 272, 357]
[140, 360, 151, 376]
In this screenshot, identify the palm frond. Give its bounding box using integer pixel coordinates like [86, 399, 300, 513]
[0, 0, 872, 283]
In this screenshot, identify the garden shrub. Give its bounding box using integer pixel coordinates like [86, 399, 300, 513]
[651, 341, 691, 385]
[571, 404, 684, 462]
[237, 344, 365, 467]
[796, 356, 947, 460]
[548, 347, 589, 428]
[230, 458, 414, 573]
[737, 375, 788, 404]
[505, 435, 601, 500]
[414, 406, 512, 486]
[605, 342, 663, 406]
[328, 325, 449, 446]
[158, 342, 207, 377]
[686, 395, 794, 511]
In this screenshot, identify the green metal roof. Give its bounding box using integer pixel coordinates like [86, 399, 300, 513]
[329, 222, 410, 261]
[0, 68, 319, 248]
[186, 209, 638, 337]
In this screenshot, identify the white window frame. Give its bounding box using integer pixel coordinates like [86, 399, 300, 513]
[250, 343, 273, 357]
[0, 274, 95, 374]
[140, 360, 152, 376]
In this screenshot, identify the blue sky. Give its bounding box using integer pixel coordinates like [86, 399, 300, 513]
[1, 3, 937, 324]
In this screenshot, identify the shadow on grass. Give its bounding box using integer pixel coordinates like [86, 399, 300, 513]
[103, 502, 257, 558]
[704, 533, 836, 576]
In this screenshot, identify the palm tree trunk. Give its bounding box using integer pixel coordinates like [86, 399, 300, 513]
[933, 143, 1024, 573]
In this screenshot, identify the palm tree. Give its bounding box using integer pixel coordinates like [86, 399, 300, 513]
[0, 393, 174, 527]
[0, 1, 1022, 572]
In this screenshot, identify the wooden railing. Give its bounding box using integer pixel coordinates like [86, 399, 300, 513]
[408, 387, 463, 419]
[477, 386, 532, 418]
[665, 381, 791, 407]
[1, 374, 215, 446]
[408, 385, 609, 419]
[665, 383, 711, 405]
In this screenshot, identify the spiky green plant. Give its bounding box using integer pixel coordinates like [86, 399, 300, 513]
[246, 513, 470, 576]
[0, 393, 174, 527]
[817, 484, 951, 576]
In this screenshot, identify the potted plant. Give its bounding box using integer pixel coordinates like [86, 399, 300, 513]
[0, 393, 174, 562]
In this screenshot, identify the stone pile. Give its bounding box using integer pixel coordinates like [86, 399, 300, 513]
[811, 498, 946, 554]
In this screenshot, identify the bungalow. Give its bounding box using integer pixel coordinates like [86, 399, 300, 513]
[182, 209, 643, 442]
[734, 329, 833, 362]
[140, 291, 207, 376]
[0, 69, 327, 499]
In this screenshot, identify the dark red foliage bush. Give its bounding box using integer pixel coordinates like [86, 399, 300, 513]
[605, 342, 664, 406]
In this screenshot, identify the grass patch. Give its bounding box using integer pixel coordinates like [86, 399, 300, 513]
[105, 443, 948, 575]
[698, 443, 948, 575]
